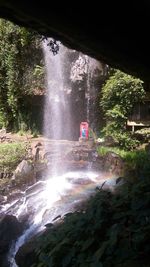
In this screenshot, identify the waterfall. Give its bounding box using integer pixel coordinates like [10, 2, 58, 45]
[85, 55, 90, 124]
[5, 41, 109, 267]
[42, 39, 73, 176]
[43, 39, 71, 141]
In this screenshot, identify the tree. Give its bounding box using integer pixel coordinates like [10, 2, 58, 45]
[100, 69, 145, 149]
[0, 19, 44, 130]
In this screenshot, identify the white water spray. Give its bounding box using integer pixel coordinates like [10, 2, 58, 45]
[42, 39, 73, 176]
[43, 39, 71, 141]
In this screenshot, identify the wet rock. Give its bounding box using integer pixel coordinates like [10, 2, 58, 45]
[104, 152, 124, 176]
[64, 147, 97, 162]
[14, 160, 33, 176]
[66, 177, 93, 185]
[25, 181, 45, 196]
[15, 236, 38, 267]
[6, 190, 24, 203]
[35, 142, 42, 148]
[0, 172, 12, 179]
[30, 142, 44, 161]
[80, 152, 89, 161]
[0, 215, 23, 267]
[45, 222, 54, 228]
[0, 215, 23, 252]
[0, 195, 7, 205]
[34, 162, 47, 179]
[52, 214, 61, 222]
[92, 151, 125, 176]
[116, 176, 124, 185]
[14, 160, 36, 186]
[42, 206, 63, 225]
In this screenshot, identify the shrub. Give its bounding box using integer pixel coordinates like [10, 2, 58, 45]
[100, 69, 145, 150]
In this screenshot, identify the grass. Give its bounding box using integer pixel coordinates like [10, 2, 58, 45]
[97, 145, 126, 157]
[0, 142, 26, 173]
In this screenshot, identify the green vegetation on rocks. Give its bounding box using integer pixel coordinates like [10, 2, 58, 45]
[97, 146, 150, 178]
[0, 142, 27, 195]
[0, 142, 26, 173]
[0, 18, 44, 131]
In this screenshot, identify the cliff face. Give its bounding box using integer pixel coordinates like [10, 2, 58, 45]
[68, 51, 107, 140]
[42, 44, 107, 141]
[0, 2, 149, 82]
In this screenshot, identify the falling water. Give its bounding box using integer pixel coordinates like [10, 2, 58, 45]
[42, 39, 73, 176]
[85, 55, 90, 124]
[43, 39, 71, 141]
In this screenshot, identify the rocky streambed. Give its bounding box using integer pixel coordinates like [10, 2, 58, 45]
[0, 139, 125, 267]
[0, 139, 125, 204]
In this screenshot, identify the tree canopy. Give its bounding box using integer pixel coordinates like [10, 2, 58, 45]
[0, 19, 44, 130]
[100, 69, 145, 149]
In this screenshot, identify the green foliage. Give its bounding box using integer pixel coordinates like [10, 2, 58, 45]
[0, 142, 26, 173]
[97, 145, 127, 157]
[18, 122, 28, 136]
[89, 127, 97, 141]
[101, 70, 145, 114]
[32, 130, 39, 138]
[111, 130, 139, 150]
[0, 111, 6, 128]
[33, 65, 44, 77]
[97, 146, 150, 178]
[0, 18, 44, 131]
[124, 149, 150, 178]
[32, 165, 150, 267]
[100, 69, 145, 150]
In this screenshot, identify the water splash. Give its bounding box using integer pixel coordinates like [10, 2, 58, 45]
[7, 170, 110, 267]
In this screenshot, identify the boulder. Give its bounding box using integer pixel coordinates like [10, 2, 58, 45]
[14, 160, 33, 176]
[15, 238, 37, 267]
[15, 231, 43, 267]
[13, 160, 36, 186]
[104, 152, 124, 176]
[0, 215, 23, 267]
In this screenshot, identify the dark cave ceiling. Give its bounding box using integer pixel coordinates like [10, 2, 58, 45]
[0, 1, 150, 83]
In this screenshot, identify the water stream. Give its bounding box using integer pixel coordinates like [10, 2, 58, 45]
[7, 170, 111, 267]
